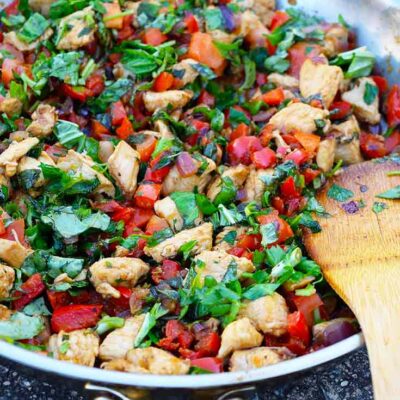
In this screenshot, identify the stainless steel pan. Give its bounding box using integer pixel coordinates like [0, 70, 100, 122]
[1, 0, 399, 398]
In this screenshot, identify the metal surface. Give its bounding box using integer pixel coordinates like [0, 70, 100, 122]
[1, 0, 399, 398]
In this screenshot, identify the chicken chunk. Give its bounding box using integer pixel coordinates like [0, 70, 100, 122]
[213, 226, 247, 252]
[331, 116, 363, 165]
[108, 141, 140, 198]
[57, 8, 97, 51]
[218, 318, 263, 358]
[240, 293, 288, 336]
[268, 73, 299, 89]
[162, 156, 216, 196]
[172, 59, 200, 87]
[243, 167, 274, 203]
[27, 104, 57, 137]
[154, 120, 174, 139]
[0, 304, 11, 320]
[0, 239, 32, 268]
[0, 264, 15, 299]
[4, 28, 53, 52]
[48, 329, 99, 367]
[99, 315, 145, 361]
[194, 250, 255, 283]
[0, 137, 39, 178]
[143, 90, 193, 113]
[102, 347, 190, 375]
[269, 103, 331, 134]
[144, 223, 213, 262]
[342, 78, 381, 125]
[207, 165, 250, 202]
[154, 196, 184, 232]
[230, 347, 294, 371]
[300, 60, 344, 107]
[57, 150, 115, 197]
[0, 98, 22, 117]
[316, 138, 336, 172]
[322, 24, 349, 58]
[28, 0, 56, 16]
[251, 0, 275, 26]
[89, 257, 150, 298]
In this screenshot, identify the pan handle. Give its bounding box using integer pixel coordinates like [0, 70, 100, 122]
[85, 382, 258, 400]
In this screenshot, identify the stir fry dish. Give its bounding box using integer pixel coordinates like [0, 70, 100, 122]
[0, 0, 398, 375]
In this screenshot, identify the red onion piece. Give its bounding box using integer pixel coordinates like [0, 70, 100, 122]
[313, 319, 357, 346]
[220, 6, 236, 32]
[176, 152, 198, 177]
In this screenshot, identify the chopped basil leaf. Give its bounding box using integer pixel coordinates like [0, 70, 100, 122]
[17, 13, 49, 43]
[23, 297, 51, 316]
[96, 316, 125, 335]
[54, 120, 85, 148]
[0, 312, 44, 340]
[204, 8, 224, 31]
[264, 55, 290, 73]
[330, 47, 375, 79]
[213, 176, 236, 206]
[327, 183, 354, 202]
[363, 82, 378, 105]
[18, 169, 41, 191]
[376, 185, 400, 199]
[170, 192, 200, 228]
[240, 57, 256, 91]
[372, 201, 388, 214]
[260, 222, 278, 246]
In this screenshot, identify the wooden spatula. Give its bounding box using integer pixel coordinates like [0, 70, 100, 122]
[303, 158, 400, 400]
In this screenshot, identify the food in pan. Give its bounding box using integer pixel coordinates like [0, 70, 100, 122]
[0, 0, 397, 374]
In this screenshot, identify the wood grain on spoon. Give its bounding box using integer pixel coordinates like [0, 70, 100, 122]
[303, 158, 400, 400]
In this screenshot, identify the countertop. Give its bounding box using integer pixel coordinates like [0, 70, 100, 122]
[0, 347, 373, 400]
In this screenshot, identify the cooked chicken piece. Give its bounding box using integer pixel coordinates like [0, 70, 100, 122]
[316, 138, 336, 172]
[251, 0, 275, 26]
[162, 156, 216, 196]
[238, 11, 270, 49]
[0, 138, 39, 178]
[0, 98, 22, 117]
[144, 223, 213, 262]
[331, 116, 363, 165]
[243, 167, 274, 203]
[0, 239, 32, 268]
[342, 78, 381, 125]
[89, 257, 150, 298]
[154, 120, 174, 139]
[28, 0, 56, 15]
[240, 293, 288, 336]
[0, 304, 11, 320]
[218, 318, 263, 358]
[268, 73, 299, 89]
[0, 264, 15, 299]
[98, 141, 115, 163]
[322, 24, 349, 58]
[108, 141, 140, 198]
[48, 329, 99, 367]
[26, 104, 57, 138]
[230, 347, 293, 371]
[207, 165, 250, 202]
[172, 59, 200, 87]
[194, 250, 255, 283]
[3, 28, 53, 52]
[208, 29, 236, 44]
[57, 150, 115, 197]
[154, 196, 184, 232]
[213, 226, 247, 252]
[57, 8, 97, 50]
[300, 60, 344, 107]
[102, 347, 190, 375]
[142, 90, 193, 113]
[17, 151, 56, 189]
[99, 315, 145, 361]
[269, 103, 330, 134]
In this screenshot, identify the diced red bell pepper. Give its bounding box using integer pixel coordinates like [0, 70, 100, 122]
[230, 123, 250, 141]
[269, 10, 291, 31]
[303, 168, 320, 185]
[153, 72, 174, 92]
[12, 274, 45, 310]
[288, 311, 310, 346]
[271, 196, 285, 214]
[227, 247, 253, 260]
[371, 75, 388, 95]
[280, 176, 301, 199]
[151, 260, 181, 284]
[287, 42, 322, 79]
[360, 132, 388, 159]
[329, 101, 352, 121]
[293, 131, 320, 155]
[47, 290, 72, 311]
[257, 210, 294, 244]
[132, 208, 154, 228]
[61, 84, 93, 102]
[191, 357, 223, 373]
[194, 331, 221, 357]
[0, 218, 26, 245]
[51, 304, 103, 333]
[387, 85, 400, 127]
[262, 87, 285, 106]
[385, 130, 400, 154]
[117, 15, 134, 41]
[93, 200, 124, 214]
[116, 116, 134, 140]
[86, 74, 105, 96]
[184, 14, 199, 33]
[197, 90, 215, 107]
[134, 183, 162, 209]
[144, 165, 171, 184]
[292, 293, 323, 327]
[104, 286, 132, 316]
[142, 28, 168, 46]
[112, 207, 135, 223]
[136, 135, 158, 162]
[111, 101, 127, 126]
[227, 136, 263, 165]
[236, 233, 262, 251]
[251, 147, 277, 169]
[2, 58, 24, 88]
[91, 120, 110, 138]
[285, 149, 309, 166]
[145, 215, 169, 234]
[158, 320, 194, 351]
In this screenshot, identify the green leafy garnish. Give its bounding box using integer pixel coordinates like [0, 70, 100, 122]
[0, 313, 44, 340]
[331, 47, 375, 79]
[96, 316, 125, 335]
[372, 201, 388, 214]
[327, 184, 354, 202]
[376, 185, 400, 199]
[17, 13, 49, 43]
[363, 82, 378, 105]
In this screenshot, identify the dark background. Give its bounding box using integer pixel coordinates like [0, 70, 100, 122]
[0, 348, 372, 400]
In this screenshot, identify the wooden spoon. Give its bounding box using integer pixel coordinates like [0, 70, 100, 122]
[303, 158, 400, 400]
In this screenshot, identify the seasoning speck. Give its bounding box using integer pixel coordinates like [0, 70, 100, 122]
[360, 185, 368, 193]
[342, 201, 359, 214]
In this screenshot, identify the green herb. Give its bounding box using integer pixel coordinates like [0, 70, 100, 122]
[213, 176, 236, 206]
[18, 0, 32, 17]
[330, 47, 375, 79]
[49, 52, 83, 86]
[387, 170, 400, 176]
[49, 0, 89, 19]
[179, 240, 197, 261]
[170, 192, 200, 228]
[9, 81, 28, 109]
[146, 228, 174, 247]
[260, 222, 278, 246]
[191, 63, 217, 80]
[195, 194, 218, 215]
[240, 57, 256, 91]
[89, 78, 131, 113]
[204, 8, 223, 30]
[228, 107, 250, 126]
[372, 201, 388, 214]
[211, 204, 244, 228]
[59, 341, 70, 354]
[383, 127, 395, 138]
[54, 120, 84, 148]
[223, 231, 237, 245]
[338, 14, 350, 28]
[376, 185, 400, 199]
[23, 297, 51, 316]
[0, 312, 44, 340]
[1, 14, 25, 28]
[295, 283, 316, 296]
[242, 283, 279, 300]
[264, 56, 290, 73]
[327, 183, 354, 202]
[18, 169, 40, 190]
[96, 316, 125, 335]
[363, 82, 378, 105]
[17, 13, 49, 43]
[193, 106, 224, 132]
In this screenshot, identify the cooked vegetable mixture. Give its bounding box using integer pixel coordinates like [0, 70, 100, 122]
[0, 0, 398, 375]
